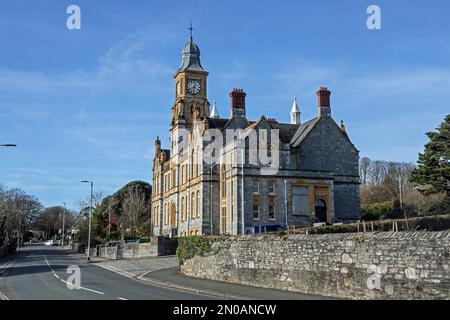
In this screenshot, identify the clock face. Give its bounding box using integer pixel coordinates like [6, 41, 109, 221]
[187, 80, 201, 94]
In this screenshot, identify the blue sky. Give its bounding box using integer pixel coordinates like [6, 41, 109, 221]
[0, 0, 449, 209]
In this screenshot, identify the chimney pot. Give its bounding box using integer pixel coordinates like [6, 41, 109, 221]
[230, 88, 247, 117]
[316, 87, 331, 107]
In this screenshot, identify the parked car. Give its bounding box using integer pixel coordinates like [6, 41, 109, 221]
[44, 240, 53, 246]
[52, 240, 61, 246]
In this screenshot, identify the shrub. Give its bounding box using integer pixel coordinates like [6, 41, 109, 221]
[176, 236, 211, 265]
[106, 231, 120, 241]
[139, 236, 151, 244]
[361, 201, 401, 220]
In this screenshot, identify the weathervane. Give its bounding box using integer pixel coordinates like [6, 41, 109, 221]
[187, 21, 195, 39]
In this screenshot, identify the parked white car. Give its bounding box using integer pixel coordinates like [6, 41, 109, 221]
[44, 240, 53, 246]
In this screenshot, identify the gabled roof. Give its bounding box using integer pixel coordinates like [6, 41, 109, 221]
[290, 117, 320, 147]
[206, 117, 229, 129]
[270, 122, 300, 143]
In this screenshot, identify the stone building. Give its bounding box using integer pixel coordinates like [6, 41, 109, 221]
[151, 34, 360, 236]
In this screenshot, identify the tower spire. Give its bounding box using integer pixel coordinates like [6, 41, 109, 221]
[178, 23, 204, 72]
[210, 101, 220, 118]
[290, 97, 301, 124]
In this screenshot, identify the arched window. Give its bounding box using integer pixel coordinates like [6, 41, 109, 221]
[181, 197, 185, 221]
[196, 191, 200, 217]
[191, 192, 195, 219]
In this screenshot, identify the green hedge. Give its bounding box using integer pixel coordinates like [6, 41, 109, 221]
[176, 236, 211, 265]
[139, 236, 151, 244]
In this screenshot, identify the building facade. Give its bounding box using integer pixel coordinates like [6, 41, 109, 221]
[151, 35, 360, 236]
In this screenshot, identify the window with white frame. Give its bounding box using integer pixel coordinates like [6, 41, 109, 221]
[253, 198, 260, 221]
[292, 186, 309, 216]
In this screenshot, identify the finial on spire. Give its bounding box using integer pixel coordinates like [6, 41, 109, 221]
[210, 101, 220, 118]
[188, 21, 195, 39]
[340, 120, 346, 133]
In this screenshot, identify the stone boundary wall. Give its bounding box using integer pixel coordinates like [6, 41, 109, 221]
[95, 236, 177, 260]
[97, 245, 118, 259]
[120, 243, 157, 259]
[181, 232, 450, 299]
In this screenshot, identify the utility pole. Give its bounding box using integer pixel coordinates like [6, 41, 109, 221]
[81, 180, 93, 261]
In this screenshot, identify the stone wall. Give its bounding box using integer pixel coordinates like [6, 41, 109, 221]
[96, 236, 177, 260]
[97, 245, 118, 259]
[180, 232, 450, 299]
[120, 243, 157, 259]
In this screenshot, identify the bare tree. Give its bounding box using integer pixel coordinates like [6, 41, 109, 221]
[0, 186, 43, 254]
[359, 157, 371, 185]
[77, 190, 104, 214]
[119, 188, 150, 239]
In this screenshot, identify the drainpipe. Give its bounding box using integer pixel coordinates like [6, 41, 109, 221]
[241, 148, 245, 235]
[284, 179, 289, 231]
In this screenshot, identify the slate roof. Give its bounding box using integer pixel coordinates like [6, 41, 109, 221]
[290, 117, 320, 147]
[270, 122, 300, 143]
[179, 37, 205, 72]
[206, 116, 302, 144]
[206, 117, 229, 129]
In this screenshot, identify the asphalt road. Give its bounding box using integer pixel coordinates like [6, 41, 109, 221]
[0, 245, 213, 300]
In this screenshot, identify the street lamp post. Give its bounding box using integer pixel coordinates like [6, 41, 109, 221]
[62, 202, 66, 247]
[81, 180, 93, 261]
[0, 144, 17, 147]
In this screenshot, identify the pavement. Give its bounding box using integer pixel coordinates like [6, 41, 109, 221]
[92, 255, 179, 278]
[140, 267, 332, 300]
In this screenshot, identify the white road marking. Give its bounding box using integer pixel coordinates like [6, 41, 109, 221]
[79, 286, 105, 295]
[59, 278, 105, 295]
[0, 292, 10, 300]
[45, 255, 104, 295]
[118, 297, 128, 300]
[0, 260, 16, 272]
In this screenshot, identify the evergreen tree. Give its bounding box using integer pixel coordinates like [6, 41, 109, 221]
[411, 115, 450, 197]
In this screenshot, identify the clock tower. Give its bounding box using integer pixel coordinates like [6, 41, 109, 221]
[172, 29, 210, 128]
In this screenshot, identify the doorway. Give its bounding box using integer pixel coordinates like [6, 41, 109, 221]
[315, 199, 327, 223]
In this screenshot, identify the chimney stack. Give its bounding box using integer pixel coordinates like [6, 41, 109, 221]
[230, 88, 246, 118]
[316, 86, 331, 117]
